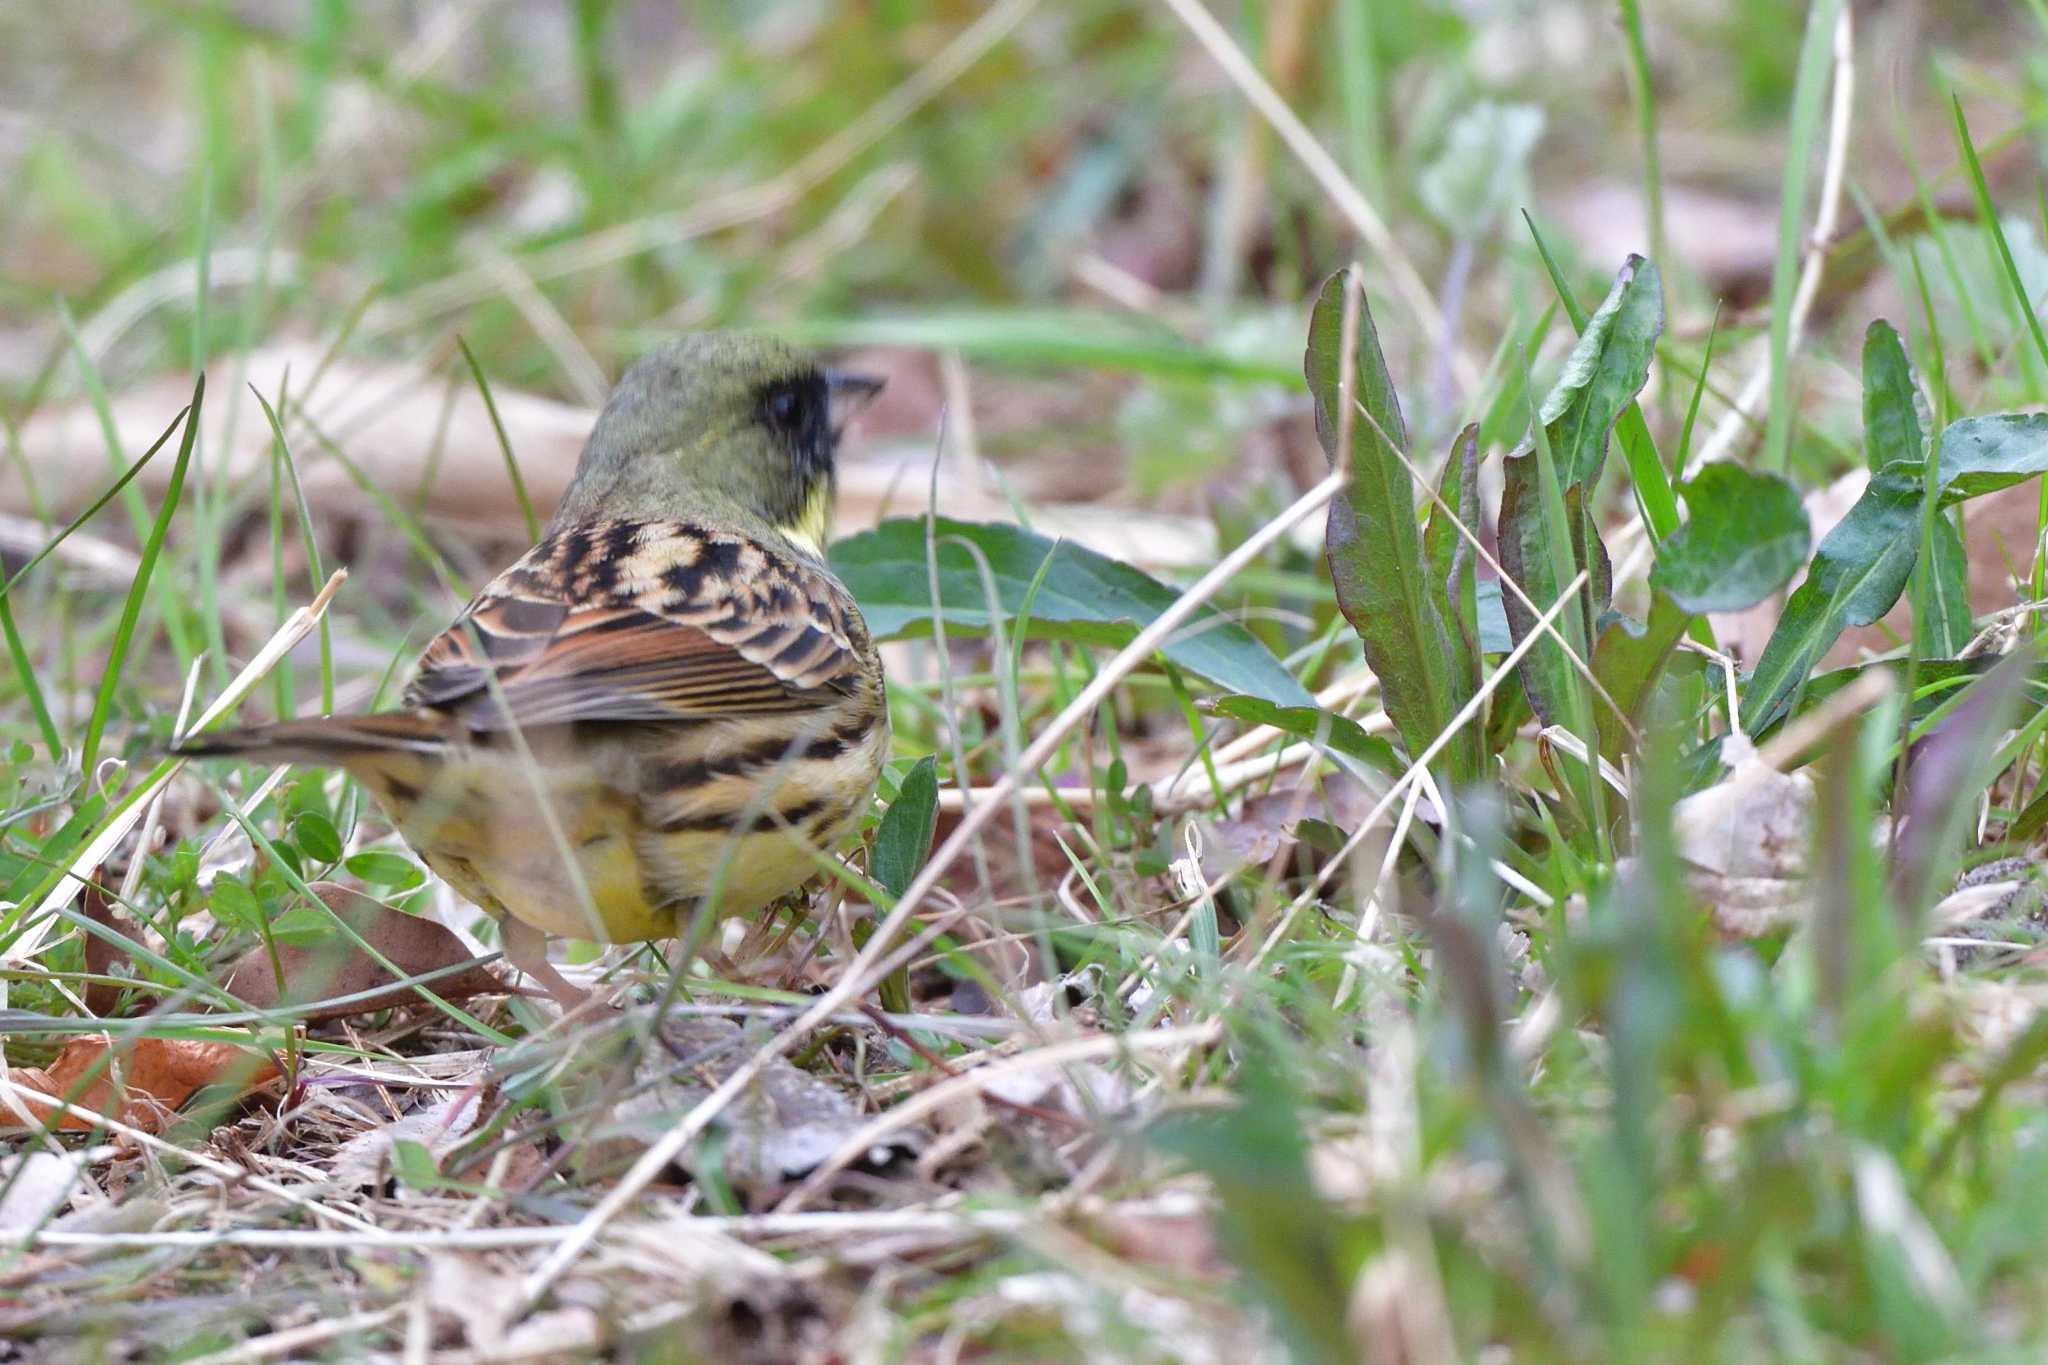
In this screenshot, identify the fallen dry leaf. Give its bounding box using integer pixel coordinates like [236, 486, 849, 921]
[0, 1151, 96, 1233]
[221, 882, 508, 1020]
[329, 1083, 489, 1188]
[1673, 731, 1816, 936]
[3, 1034, 282, 1134]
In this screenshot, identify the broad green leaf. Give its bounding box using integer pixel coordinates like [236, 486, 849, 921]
[1742, 466, 1922, 735]
[1920, 514, 1975, 658]
[1935, 412, 2048, 502]
[291, 813, 342, 865]
[1745, 411, 2048, 732]
[1499, 457, 1608, 729]
[1533, 255, 1664, 490]
[1862, 321, 1929, 472]
[1592, 591, 1691, 759]
[1522, 219, 1679, 540]
[1649, 464, 1810, 614]
[1306, 269, 1475, 781]
[871, 756, 939, 903]
[345, 851, 426, 891]
[1206, 696, 1401, 773]
[831, 518, 1310, 708]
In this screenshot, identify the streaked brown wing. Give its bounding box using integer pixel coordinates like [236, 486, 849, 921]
[405, 519, 863, 731]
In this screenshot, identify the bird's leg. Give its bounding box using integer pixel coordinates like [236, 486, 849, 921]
[499, 917, 592, 1014]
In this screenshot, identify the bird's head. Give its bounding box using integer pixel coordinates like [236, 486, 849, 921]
[558, 333, 883, 555]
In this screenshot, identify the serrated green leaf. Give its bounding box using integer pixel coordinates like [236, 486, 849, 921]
[831, 518, 1309, 708]
[1650, 464, 1810, 614]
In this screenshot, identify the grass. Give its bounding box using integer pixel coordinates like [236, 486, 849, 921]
[9, 1, 2048, 1360]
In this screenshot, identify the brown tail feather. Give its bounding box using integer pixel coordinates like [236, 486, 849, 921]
[174, 712, 450, 765]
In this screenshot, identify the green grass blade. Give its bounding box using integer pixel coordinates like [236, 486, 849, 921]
[1951, 95, 2048, 375]
[1762, 0, 1846, 473]
[79, 376, 205, 777]
[459, 336, 543, 542]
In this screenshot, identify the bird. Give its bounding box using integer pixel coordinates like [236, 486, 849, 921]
[176, 334, 891, 1008]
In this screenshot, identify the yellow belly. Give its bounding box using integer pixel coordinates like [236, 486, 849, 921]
[353, 708, 886, 944]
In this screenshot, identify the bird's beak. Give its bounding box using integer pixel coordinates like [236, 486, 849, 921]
[825, 369, 886, 414]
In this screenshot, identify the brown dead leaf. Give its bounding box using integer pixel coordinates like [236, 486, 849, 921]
[4, 1034, 281, 1134]
[1672, 732, 1816, 936]
[221, 882, 507, 1020]
[330, 1083, 488, 1188]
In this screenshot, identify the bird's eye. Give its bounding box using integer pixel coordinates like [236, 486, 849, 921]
[765, 386, 802, 430]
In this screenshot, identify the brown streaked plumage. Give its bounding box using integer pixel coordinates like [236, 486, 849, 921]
[176, 335, 889, 1006]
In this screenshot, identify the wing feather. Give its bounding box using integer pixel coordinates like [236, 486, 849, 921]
[403, 521, 865, 731]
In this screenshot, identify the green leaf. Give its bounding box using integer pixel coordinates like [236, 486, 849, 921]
[1649, 464, 1810, 614]
[1476, 580, 1512, 653]
[210, 878, 264, 934]
[81, 374, 204, 776]
[1305, 269, 1474, 781]
[1934, 413, 2048, 503]
[832, 518, 1309, 708]
[1498, 458, 1607, 728]
[1592, 592, 1692, 760]
[1920, 514, 1975, 659]
[390, 1139, 443, 1190]
[1523, 217, 1679, 540]
[1862, 321, 1929, 473]
[1205, 696, 1401, 773]
[345, 851, 426, 891]
[871, 756, 939, 902]
[1745, 412, 2048, 732]
[1533, 255, 1665, 489]
[1743, 467, 1922, 735]
[292, 813, 342, 865]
